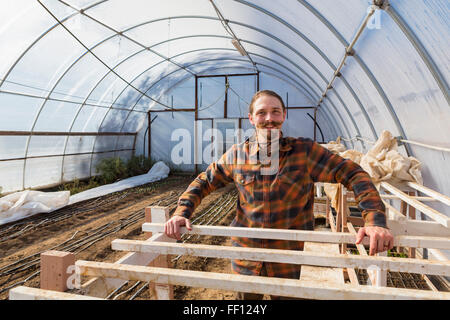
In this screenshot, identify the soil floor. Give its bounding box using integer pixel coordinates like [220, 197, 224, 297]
[0, 174, 443, 300]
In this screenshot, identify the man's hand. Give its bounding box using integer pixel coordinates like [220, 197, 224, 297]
[355, 226, 394, 256]
[164, 215, 192, 240]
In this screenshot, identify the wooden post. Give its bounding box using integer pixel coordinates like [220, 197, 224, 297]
[40, 251, 75, 292]
[325, 196, 330, 228]
[341, 187, 348, 254]
[145, 206, 173, 300]
[336, 185, 342, 234]
[408, 191, 416, 259]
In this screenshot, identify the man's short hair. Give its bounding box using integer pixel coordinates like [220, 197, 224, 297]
[248, 90, 286, 115]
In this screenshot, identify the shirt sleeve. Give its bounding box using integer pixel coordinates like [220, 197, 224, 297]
[173, 146, 234, 219]
[304, 139, 387, 228]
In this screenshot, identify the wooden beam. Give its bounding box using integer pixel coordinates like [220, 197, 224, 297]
[75, 260, 450, 300]
[381, 182, 450, 227]
[406, 182, 450, 206]
[300, 242, 345, 286]
[80, 208, 176, 298]
[9, 286, 102, 300]
[142, 223, 450, 250]
[111, 239, 450, 276]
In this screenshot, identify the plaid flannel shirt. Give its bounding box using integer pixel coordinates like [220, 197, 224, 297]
[174, 135, 386, 279]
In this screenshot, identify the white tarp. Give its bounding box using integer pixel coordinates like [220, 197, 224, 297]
[322, 131, 423, 209]
[0, 161, 170, 225]
[68, 161, 170, 205]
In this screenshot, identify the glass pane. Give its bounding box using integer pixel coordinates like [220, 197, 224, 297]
[151, 111, 194, 171]
[0, 160, 24, 193]
[0, 136, 28, 160]
[27, 136, 65, 157]
[0, 92, 42, 131]
[116, 135, 135, 150]
[71, 106, 108, 132]
[198, 77, 226, 118]
[0, 0, 55, 79]
[33, 101, 80, 132]
[227, 75, 257, 118]
[5, 25, 84, 97]
[284, 109, 314, 140]
[121, 111, 146, 133]
[87, 0, 216, 33]
[65, 135, 96, 154]
[99, 109, 129, 132]
[62, 154, 92, 182]
[93, 136, 117, 152]
[24, 156, 63, 189]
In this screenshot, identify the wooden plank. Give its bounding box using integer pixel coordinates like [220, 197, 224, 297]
[387, 218, 450, 237]
[346, 267, 360, 286]
[381, 182, 450, 227]
[300, 242, 345, 286]
[75, 260, 450, 300]
[347, 222, 377, 286]
[142, 223, 450, 250]
[81, 231, 175, 298]
[9, 286, 103, 300]
[406, 182, 450, 206]
[110, 239, 450, 276]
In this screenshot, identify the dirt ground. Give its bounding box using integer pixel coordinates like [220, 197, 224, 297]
[0, 174, 241, 300]
[1, 174, 442, 300]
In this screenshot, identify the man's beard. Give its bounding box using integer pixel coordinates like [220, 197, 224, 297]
[255, 121, 283, 143]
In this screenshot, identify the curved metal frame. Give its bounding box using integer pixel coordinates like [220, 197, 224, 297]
[2, 0, 440, 189]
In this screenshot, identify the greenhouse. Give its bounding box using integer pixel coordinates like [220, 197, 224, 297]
[0, 0, 449, 301]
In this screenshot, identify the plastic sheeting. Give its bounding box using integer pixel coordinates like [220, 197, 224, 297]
[322, 130, 423, 209]
[0, 190, 70, 225]
[0, 161, 170, 225]
[68, 160, 170, 204]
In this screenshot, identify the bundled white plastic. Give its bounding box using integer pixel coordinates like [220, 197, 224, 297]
[68, 161, 170, 205]
[322, 130, 423, 209]
[0, 190, 70, 225]
[0, 161, 170, 226]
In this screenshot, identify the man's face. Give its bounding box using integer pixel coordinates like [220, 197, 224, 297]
[248, 94, 286, 142]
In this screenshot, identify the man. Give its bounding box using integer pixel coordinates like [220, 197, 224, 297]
[165, 90, 393, 299]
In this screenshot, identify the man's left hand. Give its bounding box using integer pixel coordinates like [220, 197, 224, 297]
[355, 226, 394, 256]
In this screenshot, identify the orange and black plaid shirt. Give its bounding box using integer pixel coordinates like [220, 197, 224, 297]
[174, 135, 387, 279]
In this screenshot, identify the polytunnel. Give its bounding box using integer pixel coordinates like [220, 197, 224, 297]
[1, 0, 450, 301]
[2, 0, 449, 207]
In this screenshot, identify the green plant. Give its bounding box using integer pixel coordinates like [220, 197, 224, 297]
[95, 157, 128, 184]
[126, 155, 154, 176]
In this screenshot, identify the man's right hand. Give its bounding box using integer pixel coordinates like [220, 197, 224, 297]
[164, 215, 192, 240]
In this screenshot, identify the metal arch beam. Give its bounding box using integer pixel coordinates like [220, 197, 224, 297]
[4, 1, 356, 186]
[0, 0, 109, 89]
[89, 57, 313, 174]
[103, 45, 321, 134]
[8, 5, 371, 142]
[10, 6, 364, 182]
[322, 97, 355, 150]
[12, 14, 338, 131]
[232, 0, 378, 143]
[318, 107, 340, 142]
[9, 13, 347, 137]
[114, 47, 320, 137]
[327, 90, 364, 150]
[294, 0, 412, 155]
[385, 5, 449, 106]
[293, 0, 377, 142]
